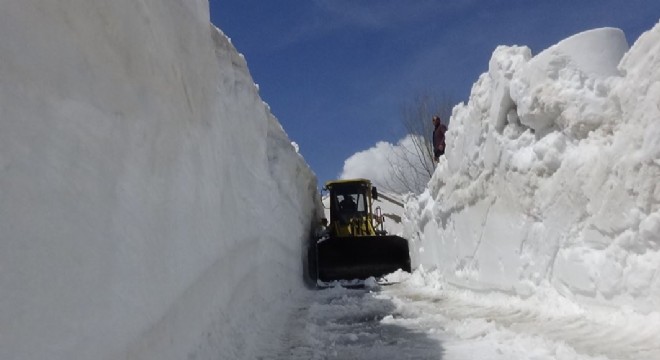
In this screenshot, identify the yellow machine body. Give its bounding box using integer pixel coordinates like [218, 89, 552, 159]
[316, 179, 411, 282]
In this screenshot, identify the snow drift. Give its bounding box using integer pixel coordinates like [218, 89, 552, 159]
[405, 25, 660, 313]
[0, 1, 319, 359]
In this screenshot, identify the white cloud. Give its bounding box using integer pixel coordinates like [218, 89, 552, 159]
[340, 140, 394, 182]
[340, 135, 433, 194]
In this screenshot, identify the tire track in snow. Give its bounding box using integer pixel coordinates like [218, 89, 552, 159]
[272, 286, 445, 360]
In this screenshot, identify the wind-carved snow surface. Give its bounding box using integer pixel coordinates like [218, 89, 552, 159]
[0, 1, 320, 360]
[404, 24, 660, 315]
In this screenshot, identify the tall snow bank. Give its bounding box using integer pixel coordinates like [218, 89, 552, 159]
[404, 25, 660, 313]
[0, 1, 320, 360]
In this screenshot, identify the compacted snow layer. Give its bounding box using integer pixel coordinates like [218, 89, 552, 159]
[0, 1, 320, 359]
[404, 24, 660, 314]
[276, 273, 660, 360]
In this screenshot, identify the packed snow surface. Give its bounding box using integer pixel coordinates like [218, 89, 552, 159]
[404, 25, 660, 316]
[276, 273, 660, 359]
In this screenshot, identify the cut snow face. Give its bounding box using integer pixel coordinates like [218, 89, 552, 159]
[0, 2, 321, 360]
[404, 23, 660, 314]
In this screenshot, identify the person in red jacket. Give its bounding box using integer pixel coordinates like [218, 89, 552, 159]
[432, 115, 447, 162]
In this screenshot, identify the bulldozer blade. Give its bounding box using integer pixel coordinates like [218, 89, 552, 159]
[316, 235, 411, 282]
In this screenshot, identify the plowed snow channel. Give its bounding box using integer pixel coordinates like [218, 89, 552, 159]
[273, 277, 660, 360]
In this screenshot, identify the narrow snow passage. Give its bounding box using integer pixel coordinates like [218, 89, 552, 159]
[275, 279, 660, 360]
[274, 285, 444, 359]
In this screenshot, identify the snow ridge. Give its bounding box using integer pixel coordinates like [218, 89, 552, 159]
[405, 24, 660, 314]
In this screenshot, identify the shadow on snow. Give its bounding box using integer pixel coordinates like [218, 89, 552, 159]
[271, 286, 444, 360]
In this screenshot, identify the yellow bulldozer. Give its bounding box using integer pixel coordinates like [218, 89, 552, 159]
[314, 178, 411, 282]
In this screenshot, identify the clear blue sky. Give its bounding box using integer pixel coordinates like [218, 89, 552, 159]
[210, 0, 659, 186]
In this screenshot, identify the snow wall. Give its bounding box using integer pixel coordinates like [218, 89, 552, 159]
[0, 1, 321, 359]
[405, 24, 660, 313]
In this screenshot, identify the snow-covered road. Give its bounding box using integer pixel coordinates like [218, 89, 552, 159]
[274, 283, 443, 359]
[274, 275, 660, 360]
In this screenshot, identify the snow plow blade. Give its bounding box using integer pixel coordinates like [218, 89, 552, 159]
[317, 235, 411, 282]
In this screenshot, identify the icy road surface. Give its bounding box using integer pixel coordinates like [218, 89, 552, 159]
[273, 276, 660, 360]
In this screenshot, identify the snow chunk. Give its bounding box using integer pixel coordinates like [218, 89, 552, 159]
[510, 28, 628, 137]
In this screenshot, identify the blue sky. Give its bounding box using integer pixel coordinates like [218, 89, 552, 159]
[210, 1, 659, 186]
